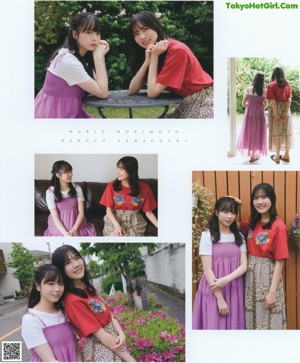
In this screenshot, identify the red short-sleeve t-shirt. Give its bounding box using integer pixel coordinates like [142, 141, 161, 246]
[239, 217, 289, 260]
[64, 291, 112, 338]
[156, 38, 213, 98]
[100, 180, 157, 212]
[266, 81, 292, 102]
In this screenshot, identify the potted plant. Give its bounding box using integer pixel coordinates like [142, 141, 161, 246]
[289, 214, 300, 249]
[192, 183, 214, 284]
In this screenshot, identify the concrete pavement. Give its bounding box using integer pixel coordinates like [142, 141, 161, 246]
[147, 284, 185, 325]
[0, 298, 27, 317]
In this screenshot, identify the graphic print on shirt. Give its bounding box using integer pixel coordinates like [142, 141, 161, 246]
[130, 195, 143, 207]
[113, 194, 125, 205]
[88, 298, 107, 314]
[247, 229, 270, 246]
[255, 232, 270, 246]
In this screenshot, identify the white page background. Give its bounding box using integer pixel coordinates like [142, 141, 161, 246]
[0, 0, 300, 362]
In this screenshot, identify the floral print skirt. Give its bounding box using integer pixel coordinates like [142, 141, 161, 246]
[245, 255, 287, 330]
[81, 322, 123, 362]
[268, 102, 293, 152]
[103, 210, 147, 236]
[165, 86, 214, 119]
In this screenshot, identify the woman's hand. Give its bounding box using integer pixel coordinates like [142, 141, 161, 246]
[144, 44, 154, 65]
[68, 227, 78, 236]
[280, 112, 288, 122]
[226, 195, 242, 205]
[93, 40, 110, 57]
[216, 296, 229, 316]
[265, 291, 276, 309]
[151, 39, 169, 57]
[113, 225, 125, 237]
[210, 276, 229, 292]
[113, 332, 127, 352]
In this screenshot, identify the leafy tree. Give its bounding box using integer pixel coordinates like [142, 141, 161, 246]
[101, 272, 123, 295]
[234, 58, 299, 114]
[80, 243, 156, 307]
[87, 259, 102, 278]
[6, 244, 36, 291]
[35, 1, 213, 94]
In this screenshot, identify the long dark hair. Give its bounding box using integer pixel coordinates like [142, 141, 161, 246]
[28, 264, 64, 309]
[271, 67, 288, 88]
[48, 12, 101, 78]
[113, 156, 140, 197]
[50, 160, 77, 201]
[128, 11, 168, 76]
[250, 183, 278, 230]
[209, 197, 243, 246]
[252, 72, 265, 96]
[52, 245, 96, 298]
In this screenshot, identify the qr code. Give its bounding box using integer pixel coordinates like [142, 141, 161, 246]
[1, 342, 22, 362]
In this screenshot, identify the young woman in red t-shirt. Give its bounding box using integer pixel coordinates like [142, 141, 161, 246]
[128, 11, 213, 118]
[239, 183, 289, 329]
[266, 67, 293, 164]
[52, 245, 135, 362]
[100, 156, 158, 236]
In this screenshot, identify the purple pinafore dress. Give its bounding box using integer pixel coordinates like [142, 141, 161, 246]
[192, 242, 245, 330]
[44, 196, 96, 236]
[27, 313, 77, 362]
[35, 51, 93, 119]
[236, 94, 267, 156]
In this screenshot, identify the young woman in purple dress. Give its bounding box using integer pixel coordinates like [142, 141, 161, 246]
[21, 264, 80, 362]
[44, 160, 96, 237]
[236, 72, 267, 162]
[192, 197, 247, 330]
[35, 12, 109, 118]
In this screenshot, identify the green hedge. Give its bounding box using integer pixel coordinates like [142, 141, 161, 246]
[233, 58, 300, 114]
[35, 1, 213, 95]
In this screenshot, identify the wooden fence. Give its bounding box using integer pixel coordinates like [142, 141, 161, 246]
[192, 170, 300, 330]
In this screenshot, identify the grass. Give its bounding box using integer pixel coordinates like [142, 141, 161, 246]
[85, 105, 167, 119]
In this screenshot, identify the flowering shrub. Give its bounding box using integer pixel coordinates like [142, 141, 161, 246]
[104, 292, 185, 362]
[192, 183, 214, 284]
[290, 214, 300, 236]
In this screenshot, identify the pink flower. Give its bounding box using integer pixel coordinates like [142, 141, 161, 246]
[139, 353, 159, 362]
[160, 331, 169, 339]
[157, 310, 168, 319]
[134, 338, 153, 350]
[137, 316, 148, 325]
[168, 334, 178, 344]
[129, 329, 138, 337]
[135, 339, 146, 350]
[173, 346, 182, 354]
[143, 339, 153, 348]
[151, 352, 163, 361]
[163, 349, 175, 360]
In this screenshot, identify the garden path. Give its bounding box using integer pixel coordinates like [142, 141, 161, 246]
[147, 285, 185, 325]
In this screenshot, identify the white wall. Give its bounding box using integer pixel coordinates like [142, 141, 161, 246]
[0, 243, 21, 298]
[144, 243, 185, 294]
[35, 154, 158, 182]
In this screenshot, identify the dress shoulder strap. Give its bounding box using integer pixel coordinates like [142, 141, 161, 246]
[51, 49, 75, 69]
[24, 309, 47, 328]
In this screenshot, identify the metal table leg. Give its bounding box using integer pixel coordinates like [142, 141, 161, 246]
[98, 107, 107, 118]
[158, 106, 169, 118]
